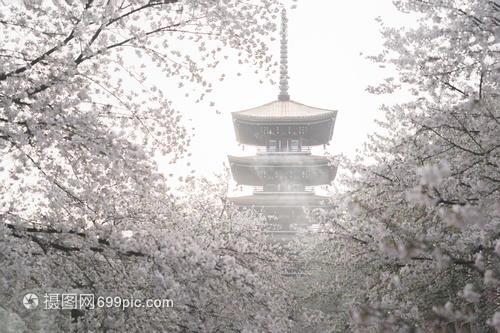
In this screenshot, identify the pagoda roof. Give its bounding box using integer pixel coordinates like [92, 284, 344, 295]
[232, 100, 337, 122]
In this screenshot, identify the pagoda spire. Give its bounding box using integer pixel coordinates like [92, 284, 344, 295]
[278, 7, 290, 101]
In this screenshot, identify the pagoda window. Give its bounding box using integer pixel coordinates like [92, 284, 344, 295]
[268, 140, 277, 151]
[299, 126, 307, 135]
[290, 140, 299, 151]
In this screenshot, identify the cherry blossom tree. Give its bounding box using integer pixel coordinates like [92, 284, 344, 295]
[0, 0, 303, 331]
[294, 0, 500, 331]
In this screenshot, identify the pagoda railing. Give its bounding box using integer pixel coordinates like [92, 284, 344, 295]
[253, 187, 316, 193]
[255, 147, 311, 154]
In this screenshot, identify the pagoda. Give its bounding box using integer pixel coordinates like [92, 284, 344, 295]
[228, 8, 337, 239]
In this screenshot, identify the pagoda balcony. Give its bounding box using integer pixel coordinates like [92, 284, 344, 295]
[255, 147, 312, 154]
[227, 192, 333, 209]
[253, 186, 316, 193]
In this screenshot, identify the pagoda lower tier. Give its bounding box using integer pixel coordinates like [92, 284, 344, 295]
[228, 191, 333, 239]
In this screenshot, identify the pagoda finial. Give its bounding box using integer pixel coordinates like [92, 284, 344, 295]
[278, 7, 290, 101]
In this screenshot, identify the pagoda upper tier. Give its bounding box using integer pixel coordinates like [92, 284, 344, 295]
[232, 100, 337, 147]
